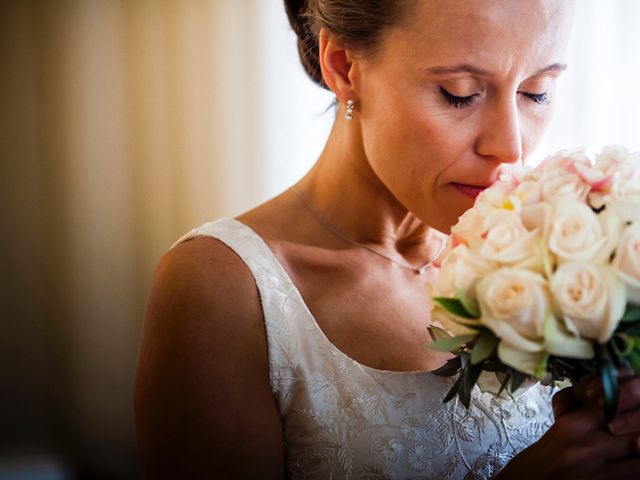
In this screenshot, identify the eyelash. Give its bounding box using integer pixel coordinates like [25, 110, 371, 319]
[439, 87, 550, 108]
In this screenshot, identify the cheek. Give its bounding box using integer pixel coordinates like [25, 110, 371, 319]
[522, 106, 556, 157]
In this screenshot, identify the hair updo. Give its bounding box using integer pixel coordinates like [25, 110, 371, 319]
[284, 0, 413, 90]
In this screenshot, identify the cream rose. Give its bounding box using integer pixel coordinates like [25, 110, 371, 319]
[547, 201, 609, 264]
[479, 209, 538, 265]
[474, 180, 517, 217]
[476, 268, 548, 352]
[610, 196, 640, 224]
[550, 262, 626, 343]
[612, 223, 640, 304]
[512, 178, 542, 207]
[537, 148, 589, 174]
[450, 208, 486, 250]
[432, 244, 496, 299]
[539, 170, 589, 205]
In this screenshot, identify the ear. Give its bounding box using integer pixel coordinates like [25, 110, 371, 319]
[318, 28, 356, 104]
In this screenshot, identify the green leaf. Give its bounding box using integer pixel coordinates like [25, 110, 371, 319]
[431, 356, 462, 377]
[533, 353, 549, 379]
[471, 330, 499, 365]
[510, 371, 530, 393]
[482, 360, 509, 372]
[426, 334, 477, 354]
[544, 311, 594, 359]
[443, 375, 463, 403]
[621, 304, 640, 323]
[627, 349, 640, 375]
[454, 287, 481, 318]
[497, 372, 511, 397]
[434, 297, 479, 319]
[460, 364, 483, 409]
[612, 333, 634, 358]
[427, 325, 452, 342]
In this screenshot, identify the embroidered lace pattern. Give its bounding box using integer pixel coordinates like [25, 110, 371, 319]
[171, 218, 555, 480]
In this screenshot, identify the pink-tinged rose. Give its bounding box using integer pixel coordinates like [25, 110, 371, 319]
[477, 268, 548, 353]
[450, 207, 485, 250]
[550, 263, 625, 343]
[588, 146, 638, 208]
[547, 201, 608, 264]
[612, 223, 640, 304]
[596, 145, 630, 170]
[538, 170, 589, 205]
[536, 148, 591, 175]
[615, 155, 640, 198]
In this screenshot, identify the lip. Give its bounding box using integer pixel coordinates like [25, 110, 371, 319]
[450, 182, 491, 199]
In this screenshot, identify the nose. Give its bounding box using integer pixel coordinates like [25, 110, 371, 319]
[475, 97, 523, 164]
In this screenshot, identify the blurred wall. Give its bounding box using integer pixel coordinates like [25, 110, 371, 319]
[0, 1, 318, 478]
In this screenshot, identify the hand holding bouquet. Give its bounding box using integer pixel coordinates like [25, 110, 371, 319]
[428, 146, 640, 420]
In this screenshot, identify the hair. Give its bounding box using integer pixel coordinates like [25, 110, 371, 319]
[284, 0, 413, 90]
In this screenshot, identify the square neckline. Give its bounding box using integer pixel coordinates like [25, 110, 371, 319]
[226, 217, 438, 377]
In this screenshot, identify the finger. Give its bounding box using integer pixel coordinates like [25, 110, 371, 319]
[564, 433, 638, 474]
[609, 409, 640, 436]
[553, 387, 580, 420]
[553, 404, 607, 437]
[616, 376, 640, 414]
[587, 457, 640, 480]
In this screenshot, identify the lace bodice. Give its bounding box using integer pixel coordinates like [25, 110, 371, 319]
[171, 218, 555, 479]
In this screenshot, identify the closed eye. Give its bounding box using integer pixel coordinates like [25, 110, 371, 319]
[521, 91, 550, 105]
[439, 87, 478, 108]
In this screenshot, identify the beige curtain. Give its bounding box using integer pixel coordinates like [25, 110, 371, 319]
[1, 1, 270, 477]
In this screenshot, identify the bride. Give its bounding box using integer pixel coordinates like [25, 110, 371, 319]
[135, 0, 640, 478]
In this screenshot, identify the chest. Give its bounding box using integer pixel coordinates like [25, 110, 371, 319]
[276, 247, 450, 372]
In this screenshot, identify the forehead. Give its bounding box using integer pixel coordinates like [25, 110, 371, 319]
[382, 0, 573, 78]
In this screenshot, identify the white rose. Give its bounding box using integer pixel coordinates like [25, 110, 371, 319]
[475, 180, 517, 217]
[432, 244, 496, 299]
[539, 170, 589, 205]
[477, 268, 548, 352]
[597, 145, 630, 165]
[512, 179, 542, 207]
[431, 306, 477, 337]
[550, 262, 626, 343]
[614, 154, 640, 198]
[479, 210, 538, 265]
[450, 208, 486, 250]
[547, 201, 609, 264]
[536, 148, 589, 173]
[610, 196, 640, 224]
[612, 223, 640, 304]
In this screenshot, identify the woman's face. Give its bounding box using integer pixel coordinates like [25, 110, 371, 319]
[353, 0, 574, 233]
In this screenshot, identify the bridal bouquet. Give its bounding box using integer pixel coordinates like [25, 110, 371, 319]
[428, 146, 640, 420]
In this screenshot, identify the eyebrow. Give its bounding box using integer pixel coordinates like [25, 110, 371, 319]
[426, 62, 568, 77]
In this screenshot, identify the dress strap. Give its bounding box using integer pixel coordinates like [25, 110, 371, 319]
[169, 217, 315, 374]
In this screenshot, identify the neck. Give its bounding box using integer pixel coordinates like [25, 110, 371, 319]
[293, 114, 445, 266]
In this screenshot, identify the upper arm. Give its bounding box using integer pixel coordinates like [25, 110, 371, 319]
[134, 237, 285, 479]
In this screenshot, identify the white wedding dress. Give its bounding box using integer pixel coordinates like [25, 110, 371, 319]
[171, 218, 555, 480]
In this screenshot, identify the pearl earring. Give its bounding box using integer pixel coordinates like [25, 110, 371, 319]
[345, 99, 354, 120]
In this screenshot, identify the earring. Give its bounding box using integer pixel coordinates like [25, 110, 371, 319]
[345, 99, 354, 121]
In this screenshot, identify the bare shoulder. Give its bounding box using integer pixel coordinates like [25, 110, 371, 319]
[135, 236, 285, 479]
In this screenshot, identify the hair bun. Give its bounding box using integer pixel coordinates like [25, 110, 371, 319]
[283, 0, 327, 89]
[284, 0, 306, 34]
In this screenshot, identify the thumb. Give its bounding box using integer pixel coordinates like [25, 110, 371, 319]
[552, 387, 579, 420]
